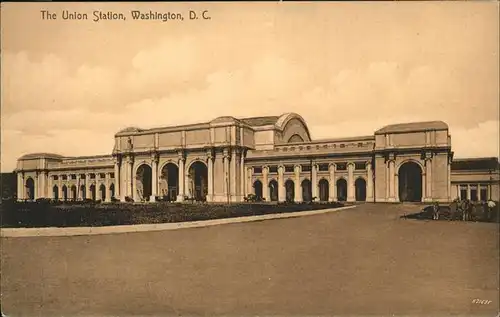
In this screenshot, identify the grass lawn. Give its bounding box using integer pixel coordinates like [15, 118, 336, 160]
[1, 203, 498, 316]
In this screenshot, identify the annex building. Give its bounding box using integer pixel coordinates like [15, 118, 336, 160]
[15, 113, 500, 203]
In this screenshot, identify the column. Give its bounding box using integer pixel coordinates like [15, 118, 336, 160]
[240, 150, 246, 199]
[114, 159, 121, 201]
[262, 166, 270, 202]
[366, 161, 373, 202]
[311, 164, 318, 201]
[76, 174, 81, 200]
[128, 157, 134, 200]
[347, 163, 355, 202]
[425, 159, 432, 200]
[246, 167, 252, 197]
[150, 155, 158, 202]
[278, 165, 285, 202]
[329, 164, 336, 202]
[16, 172, 23, 200]
[58, 176, 63, 200]
[47, 174, 53, 199]
[85, 173, 91, 200]
[176, 152, 185, 202]
[447, 158, 452, 201]
[104, 173, 111, 202]
[34, 173, 39, 200]
[388, 160, 395, 202]
[294, 165, 302, 202]
[230, 149, 237, 199]
[222, 150, 230, 201]
[467, 184, 471, 200]
[207, 151, 214, 202]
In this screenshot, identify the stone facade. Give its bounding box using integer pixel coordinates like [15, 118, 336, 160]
[14, 113, 500, 203]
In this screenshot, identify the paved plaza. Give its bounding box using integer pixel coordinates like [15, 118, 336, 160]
[1, 203, 498, 316]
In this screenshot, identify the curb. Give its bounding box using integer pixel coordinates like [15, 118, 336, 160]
[0, 205, 356, 238]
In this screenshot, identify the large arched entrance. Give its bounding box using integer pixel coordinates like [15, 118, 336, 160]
[90, 184, 96, 200]
[355, 178, 367, 201]
[319, 179, 329, 202]
[62, 185, 68, 201]
[285, 180, 295, 202]
[71, 185, 77, 201]
[398, 162, 423, 202]
[254, 180, 263, 200]
[25, 178, 35, 200]
[188, 161, 208, 201]
[336, 178, 347, 202]
[136, 164, 152, 201]
[80, 185, 86, 200]
[53, 185, 59, 200]
[269, 180, 278, 201]
[99, 184, 106, 201]
[110, 184, 115, 199]
[302, 179, 312, 202]
[160, 163, 179, 201]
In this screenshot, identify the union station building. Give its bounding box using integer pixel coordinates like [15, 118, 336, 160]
[15, 113, 500, 203]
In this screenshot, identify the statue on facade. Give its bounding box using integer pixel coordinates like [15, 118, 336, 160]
[127, 137, 133, 151]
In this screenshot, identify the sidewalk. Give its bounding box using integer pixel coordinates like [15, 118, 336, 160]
[1, 205, 356, 238]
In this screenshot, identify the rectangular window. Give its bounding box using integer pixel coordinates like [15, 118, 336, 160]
[253, 167, 262, 174]
[318, 164, 329, 171]
[99, 173, 106, 179]
[71, 174, 77, 180]
[269, 166, 278, 174]
[90, 173, 96, 179]
[53, 175, 58, 181]
[302, 165, 311, 172]
[355, 162, 366, 170]
[62, 175, 67, 180]
[110, 173, 115, 179]
[285, 166, 294, 173]
[80, 174, 86, 179]
[336, 163, 347, 171]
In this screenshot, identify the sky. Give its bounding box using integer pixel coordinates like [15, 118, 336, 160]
[1, 2, 499, 172]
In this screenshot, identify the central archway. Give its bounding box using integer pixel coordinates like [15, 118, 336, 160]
[301, 179, 312, 202]
[160, 163, 179, 201]
[188, 161, 208, 201]
[319, 179, 329, 202]
[285, 179, 295, 202]
[136, 164, 152, 201]
[355, 178, 367, 201]
[269, 180, 278, 201]
[398, 161, 423, 202]
[254, 180, 263, 200]
[336, 178, 347, 202]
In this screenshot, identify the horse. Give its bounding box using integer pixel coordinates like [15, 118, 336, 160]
[461, 199, 472, 221]
[449, 199, 459, 221]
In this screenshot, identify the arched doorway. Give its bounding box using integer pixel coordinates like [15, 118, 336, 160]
[160, 163, 179, 201]
[254, 180, 263, 200]
[355, 178, 367, 201]
[53, 185, 59, 200]
[269, 180, 278, 201]
[398, 162, 423, 202]
[99, 184, 106, 201]
[110, 183, 115, 199]
[136, 164, 152, 201]
[336, 178, 347, 202]
[285, 180, 295, 202]
[302, 179, 312, 202]
[71, 185, 77, 201]
[319, 179, 329, 202]
[62, 185, 68, 201]
[80, 185, 86, 200]
[90, 184, 96, 201]
[25, 178, 35, 200]
[188, 161, 208, 201]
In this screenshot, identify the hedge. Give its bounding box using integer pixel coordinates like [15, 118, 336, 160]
[0, 199, 345, 228]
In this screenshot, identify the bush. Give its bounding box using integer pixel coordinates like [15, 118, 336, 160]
[0, 200, 345, 228]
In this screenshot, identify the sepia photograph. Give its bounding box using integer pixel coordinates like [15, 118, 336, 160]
[1, 1, 499, 316]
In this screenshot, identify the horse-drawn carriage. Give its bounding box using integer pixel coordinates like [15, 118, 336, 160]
[428, 199, 497, 222]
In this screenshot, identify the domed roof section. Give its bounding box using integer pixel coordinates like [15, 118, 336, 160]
[18, 153, 64, 160]
[375, 121, 449, 134]
[118, 127, 143, 133]
[211, 116, 241, 124]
